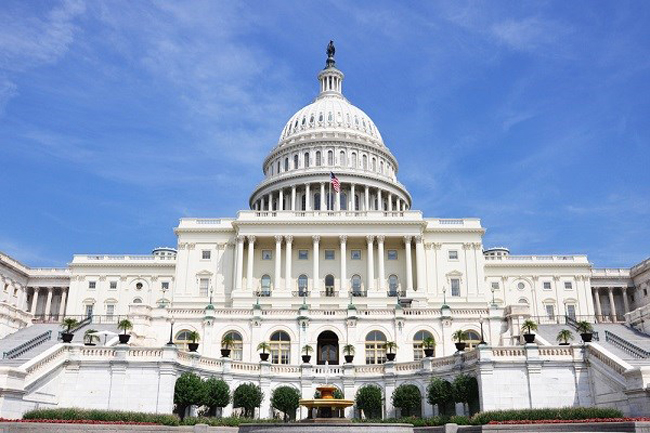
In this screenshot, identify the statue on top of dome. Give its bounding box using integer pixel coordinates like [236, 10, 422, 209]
[326, 40, 336, 68]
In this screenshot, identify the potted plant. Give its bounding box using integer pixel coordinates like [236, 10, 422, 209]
[576, 321, 594, 343]
[422, 337, 436, 357]
[117, 319, 133, 344]
[521, 319, 538, 344]
[257, 341, 270, 361]
[343, 344, 355, 363]
[453, 330, 468, 351]
[221, 334, 234, 357]
[301, 344, 313, 363]
[61, 317, 79, 343]
[556, 329, 574, 346]
[187, 330, 200, 352]
[384, 341, 398, 361]
[84, 329, 99, 346]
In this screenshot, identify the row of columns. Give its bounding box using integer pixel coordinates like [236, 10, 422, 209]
[234, 234, 425, 293]
[28, 287, 68, 318]
[592, 286, 629, 322]
[253, 182, 408, 213]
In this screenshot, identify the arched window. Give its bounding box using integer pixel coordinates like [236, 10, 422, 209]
[314, 193, 321, 210]
[276, 161, 280, 174]
[518, 298, 529, 304]
[365, 331, 387, 364]
[132, 297, 143, 304]
[301, 194, 306, 211]
[294, 154, 299, 169]
[325, 274, 335, 296]
[223, 331, 243, 361]
[351, 152, 357, 168]
[270, 331, 291, 364]
[269, 165, 273, 176]
[413, 330, 434, 361]
[354, 194, 360, 211]
[388, 275, 399, 296]
[371, 158, 377, 171]
[304, 152, 310, 168]
[380, 161, 384, 174]
[327, 150, 334, 165]
[340, 151, 346, 167]
[175, 330, 194, 351]
[351, 275, 363, 296]
[284, 158, 289, 171]
[362, 155, 368, 169]
[316, 151, 322, 166]
[260, 274, 271, 296]
[464, 330, 482, 349]
[340, 192, 347, 210]
[298, 274, 308, 296]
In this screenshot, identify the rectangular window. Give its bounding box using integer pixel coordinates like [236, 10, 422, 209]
[387, 250, 397, 260]
[298, 250, 308, 260]
[161, 282, 169, 290]
[449, 250, 458, 260]
[491, 282, 499, 291]
[564, 281, 573, 290]
[451, 279, 460, 297]
[262, 250, 272, 260]
[202, 250, 211, 260]
[199, 278, 209, 297]
[566, 304, 576, 319]
[325, 250, 335, 260]
[106, 304, 115, 317]
[109, 281, 117, 290]
[85, 304, 93, 318]
[351, 250, 361, 260]
[88, 281, 96, 289]
[543, 282, 552, 290]
[545, 304, 555, 319]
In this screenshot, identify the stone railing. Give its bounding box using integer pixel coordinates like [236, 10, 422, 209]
[585, 344, 632, 377]
[485, 255, 589, 263]
[238, 210, 423, 221]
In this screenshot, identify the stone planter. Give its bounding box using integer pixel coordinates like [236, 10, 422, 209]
[424, 348, 435, 357]
[580, 332, 593, 343]
[301, 355, 311, 363]
[386, 353, 396, 361]
[559, 342, 570, 346]
[61, 332, 74, 343]
[221, 349, 231, 357]
[455, 342, 466, 351]
[523, 333, 536, 344]
[84, 342, 96, 346]
[260, 352, 270, 361]
[188, 342, 199, 352]
[344, 355, 354, 363]
[118, 334, 131, 344]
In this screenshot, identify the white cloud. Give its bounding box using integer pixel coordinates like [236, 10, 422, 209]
[490, 17, 570, 54]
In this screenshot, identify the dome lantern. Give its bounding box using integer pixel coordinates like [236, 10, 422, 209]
[318, 40, 344, 96]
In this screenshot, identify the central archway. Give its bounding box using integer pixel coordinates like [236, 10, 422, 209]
[317, 330, 339, 365]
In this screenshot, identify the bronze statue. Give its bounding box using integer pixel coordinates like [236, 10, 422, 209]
[326, 40, 335, 58]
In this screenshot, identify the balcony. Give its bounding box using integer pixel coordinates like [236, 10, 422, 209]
[292, 290, 310, 297]
[387, 290, 407, 297]
[320, 290, 338, 297]
[237, 210, 423, 221]
[351, 290, 367, 297]
[255, 290, 272, 297]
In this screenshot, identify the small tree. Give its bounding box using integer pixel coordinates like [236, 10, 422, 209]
[302, 345, 313, 356]
[576, 321, 593, 334]
[556, 329, 574, 344]
[343, 344, 355, 355]
[62, 317, 79, 333]
[257, 341, 270, 354]
[84, 329, 99, 344]
[521, 319, 538, 334]
[392, 384, 421, 417]
[174, 372, 205, 420]
[117, 319, 133, 335]
[271, 386, 301, 421]
[452, 330, 468, 343]
[384, 341, 398, 354]
[422, 337, 436, 349]
[427, 377, 454, 416]
[202, 377, 230, 417]
[233, 382, 263, 418]
[221, 334, 235, 349]
[355, 385, 382, 419]
[188, 330, 200, 343]
[452, 374, 474, 404]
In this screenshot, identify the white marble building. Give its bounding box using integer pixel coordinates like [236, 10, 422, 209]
[0, 44, 648, 419]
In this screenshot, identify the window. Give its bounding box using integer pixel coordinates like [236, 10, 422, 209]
[298, 250, 308, 260]
[85, 304, 94, 318]
[270, 331, 291, 364]
[449, 250, 458, 260]
[340, 192, 348, 210]
[175, 330, 193, 351]
[351, 275, 362, 295]
[202, 250, 211, 260]
[518, 298, 529, 304]
[161, 282, 169, 290]
[566, 304, 576, 319]
[298, 274, 308, 296]
[277, 161, 280, 174]
[387, 250, 398, 260]
[327, 150, 334, 165]
[223, 331, 243, 361]
[260, 275, 271, 296]
[464, 330, 482, 349]
[106, 304, 115, 317]
[304, 152, 310, 168]
[365, 331, 387, 364]
[262, 250, 272, 260]
[136, 282, 143, 290]
[362, 155, 368, 169]
[413, 330, 434, 361]
[545, 304, 555, 320]
[325, 250, 335, 260]
[351, 153, 357, 167]
[543, 282, 552, 290]
[109, 281, 117, 290]
[316, 151, 322, 166]
[491, 282, 499, 291]
[314, 193, 321, 210]
[284, 158, 289, 171]
[371, 158, 376, 171]
[451, 278, 460, 297]
[351, 250, 361, 260]
[340, 150, 346, 166]
[88, 281, 96, 289]
[132, 298, 142, 304]
[564, 282, 573, 290]
[518, 282, 525, 290]
[294, 154, 299, 169]
[644, 288, 648, 296]
[388, 275, 399, 296]
[325, 274, 335, 296]
[199, 278, 209, 297]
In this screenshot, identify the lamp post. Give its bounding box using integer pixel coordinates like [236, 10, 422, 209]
[491, 287, 496, 306]
[479, 315, 487, 345]
[167, 317, 175, 346]
[160, 285, 168, 308]
[442, 287, 447, 307]
[209, 287, 214, 305]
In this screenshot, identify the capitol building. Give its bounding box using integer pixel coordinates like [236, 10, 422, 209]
[0, 44, 649, 419]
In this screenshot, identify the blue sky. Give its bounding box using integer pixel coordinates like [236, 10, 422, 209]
[0, 1, 648, 268]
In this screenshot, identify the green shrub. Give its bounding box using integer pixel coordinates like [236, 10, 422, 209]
[426, 378, 454, 416]
[174, 372, 205, 420]
[355, 385, 383, 419]
[180, 416, 283, 426]
[391, 384, 421, 417]
[470, 407, 623, 425]
[22, 408, 179, 425]
[202, 377, 230, 416]
[233, 382, 264, 418]
[270, 386, 301, 421]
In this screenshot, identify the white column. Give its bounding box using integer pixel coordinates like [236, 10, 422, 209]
[274, 236, 282, 291]
[291, 186, 296, 211]
[404, 236, 413, 291]
[30, 288, 40, 315]
[366, 235, 375, 290]
[305, 184, 311, 211]
[285, 236, 293, 290]
[364, 186, 369, 211]
[415, 235, 425, 291]
[320, 183, 325, 211]
[59, 289, 68, 318]
[377, 235, 385, 291]
[622, 287, 630, 314]
[340, 235, 348, 293]
[312, 236, 320, 292]
[246, 236, 256, 291]
[235, 235, 245, 290]
[608, 287, 617, 321]
[350, 184, 356, 210]
[278, 189, 284, 211]
[593, 288, 602, 321]
[267, 193, 272, 210]
[377, 189, 383, 211]
[387, 193, 392, 211]
[44, 287, 54, 318]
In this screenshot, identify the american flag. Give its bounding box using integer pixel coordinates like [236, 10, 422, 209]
[330, 172, 340, 192]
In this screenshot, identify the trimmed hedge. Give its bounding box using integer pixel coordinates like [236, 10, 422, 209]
[471, 407, 624, 425]
[180, 417, 283, 426]
[22, 408, 180, 426]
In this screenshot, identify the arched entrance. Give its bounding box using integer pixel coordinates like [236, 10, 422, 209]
[317, 330, 339, 365]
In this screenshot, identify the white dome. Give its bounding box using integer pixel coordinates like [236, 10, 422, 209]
[278, 93, 384, 146]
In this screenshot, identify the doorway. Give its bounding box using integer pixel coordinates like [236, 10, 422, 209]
[317, 330, 339, 365]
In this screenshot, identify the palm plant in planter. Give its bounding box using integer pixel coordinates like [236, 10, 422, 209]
[301, 345, 313, 363]
[187, 331, 200, 352]
[576, 321, 594, 342]
[452, 330, 468, 351]
[84, 329, 99, 346]
[422, 337, 436, 357]
[384, 341, 398, 361]
[556, 329, 574, 345]
[61, 318, 79, 343]
[117, 319, 133, 344]
[343, 344, 355, 363]
[257, 341, 270, 361]
[220, 334, 234, 357]
[521, 319, 538, 344]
